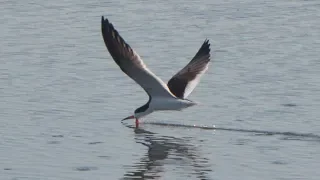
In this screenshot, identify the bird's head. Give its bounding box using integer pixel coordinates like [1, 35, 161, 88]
[122, 103, 151, 121]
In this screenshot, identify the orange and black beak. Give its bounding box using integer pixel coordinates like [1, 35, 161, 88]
[122, 115, 135, 121]
[122, 115, 139, 127]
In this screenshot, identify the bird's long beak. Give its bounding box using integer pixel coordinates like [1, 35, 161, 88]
[122, 115, 135, 120]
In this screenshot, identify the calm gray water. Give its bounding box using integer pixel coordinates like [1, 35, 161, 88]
[1, 0, 320, 179]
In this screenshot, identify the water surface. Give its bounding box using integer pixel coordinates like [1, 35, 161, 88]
[1, 0, 320, 179]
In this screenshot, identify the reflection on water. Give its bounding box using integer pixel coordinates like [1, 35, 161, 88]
[121, 122, 212, 180]
[120, 119, 320, 179]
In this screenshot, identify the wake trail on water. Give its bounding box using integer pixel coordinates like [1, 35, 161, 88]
[121, 120, 320, 142]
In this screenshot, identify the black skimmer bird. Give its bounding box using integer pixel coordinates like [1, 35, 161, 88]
[101, 16, 211, 127]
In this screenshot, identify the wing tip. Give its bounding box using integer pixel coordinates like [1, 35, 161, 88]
[100, 16, 136, 67]
[101, 15, 107, 27]
[101, 16, 124, 47]
[203, 38, 211, 50]
[197, 38, 211, 59]
[101, 16, 114, 33]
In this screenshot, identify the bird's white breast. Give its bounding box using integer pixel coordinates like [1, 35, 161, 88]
[149, 97, 196, 112]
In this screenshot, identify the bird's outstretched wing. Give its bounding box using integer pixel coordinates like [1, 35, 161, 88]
[167, 40, 211, 99]
[101, 16, 174, 98]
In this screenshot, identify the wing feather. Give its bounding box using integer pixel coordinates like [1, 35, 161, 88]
[101, 16, 174, 98]
[167, 40, 211, 99]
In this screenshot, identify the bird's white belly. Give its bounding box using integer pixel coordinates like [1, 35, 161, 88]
[150, 97, 196, 111]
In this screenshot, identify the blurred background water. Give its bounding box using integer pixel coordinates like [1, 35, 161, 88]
[1, 0, 319, 179]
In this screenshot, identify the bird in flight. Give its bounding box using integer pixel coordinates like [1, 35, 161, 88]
[101, 16, 211, 127]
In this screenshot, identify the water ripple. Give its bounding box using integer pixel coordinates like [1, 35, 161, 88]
[142, 122, 320, 142]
